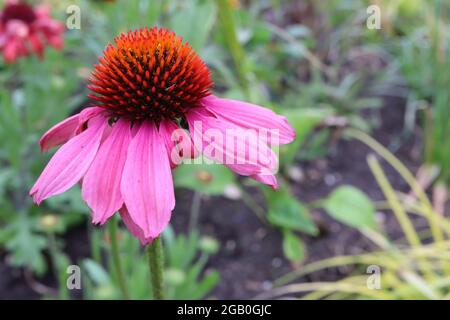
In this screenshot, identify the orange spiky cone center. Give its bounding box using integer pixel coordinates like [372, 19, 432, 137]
[88, 27, 213, 122]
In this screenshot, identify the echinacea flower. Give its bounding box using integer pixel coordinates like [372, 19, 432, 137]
[30, 27, 295, 244]
[0, 0, 63, 63]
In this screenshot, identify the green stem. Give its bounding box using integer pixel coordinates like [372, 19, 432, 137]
[108, 219, 130, 299]
[147, 237, 165, 300]
[188, 191, 202, 232]
[367, 155, 421, 247]
[240, 187, 267, 223]
[367, 155, 436, 281]
[47, 232, 68, 300]
[89, 220, 101, 264]
[215, 0, 250, 99]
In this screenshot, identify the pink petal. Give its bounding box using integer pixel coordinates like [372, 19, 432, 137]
[201, 95, 296, 145]
[251, 173, 279, 190]
[3, 39, 20, 63]
[159, 120, 182, 168]
[119, 206, 153, 246]
[121, 122, 175, 239]
[46, 33, 63, 50]
[39, 107, 105, 152]
[159, 120, 198, 168]
[29, 33, 44, 56]
[35, 5, 51, 19]
[39, 114, 79, 152]
[82, 119, 131, 225]
[186, 108, 279, 188]
[76, 107, 105, 133]
[30, 115, 107, 204]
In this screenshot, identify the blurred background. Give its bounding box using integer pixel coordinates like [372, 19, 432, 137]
[1, 0, 450, 299]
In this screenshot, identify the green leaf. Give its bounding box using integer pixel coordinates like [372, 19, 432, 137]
[190, 271, 220, 299]
[323, 185, 376, 229]
[173, 161, 237, 196]
[0, 168, 14, 199]
[165, 232, 220, 299]
[282, 230, 305, 263]
[263, 186, 318, 235]
[5, 215, 47, 274]
[83, 259, 111, 286]
[174, 257, 219, 299]
[165, 232, 200, 269]
[170, 0, 217, 51]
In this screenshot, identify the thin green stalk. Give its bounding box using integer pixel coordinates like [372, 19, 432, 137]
[108, 219, 130, 299]
[347, 127, 450, 281]
[188, 191, 202, 232]
[345, 128, 444, 243]
[367, 155, 436, 280]
[275, 253, 399, 286]
[259, 279, 395, 300]
[367, 155, 421, 246]
[47, 232, 69, 300]
[215, 0, 250, 99]
[375, 199, 450, 238]
[147, 237, 165, 300]
[89, 221, 102, 264]
[240, 187, 267, 223]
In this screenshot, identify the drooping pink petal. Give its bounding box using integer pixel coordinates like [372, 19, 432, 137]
[119, 206, 153, 246]
[201, 95, 296, 145]
[160, 120, 182, 169]
[76, 106, 105, 134]
[39, 107, 105, 152]
[121, 122, 175, 239]
[176, 128, 200, 160]
[186, 108, 279, 188]
[159, 120, 198, 168]
[251, 173, 279, 190]
[39, 114, 79, 152]
[82, 119, 131, 225]
[30, 115, 107, 204]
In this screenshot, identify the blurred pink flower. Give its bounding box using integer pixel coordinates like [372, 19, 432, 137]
[0, 0, 63, 63]
[30, 27, 295, 244]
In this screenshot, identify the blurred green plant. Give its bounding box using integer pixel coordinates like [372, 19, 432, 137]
[0, 52, 86, 274]
[377, 0, 450, 186]
[2, 0, 442, 301]
[264, 131, 450, 300]
[81, 224, 219, 300]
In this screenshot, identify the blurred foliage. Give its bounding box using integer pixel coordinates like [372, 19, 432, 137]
[0, 0, 449, 300]
[80, 225, 219, 300]
[270, 131, 450, 300]
[322, 185, 376, 229]
[357, 0, 450, 183]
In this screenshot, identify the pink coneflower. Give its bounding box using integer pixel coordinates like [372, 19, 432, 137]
[0, 0, 63, 63]
[30, 27, 295, 244]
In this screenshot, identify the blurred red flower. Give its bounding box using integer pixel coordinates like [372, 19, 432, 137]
[0, 0, 64, 63]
